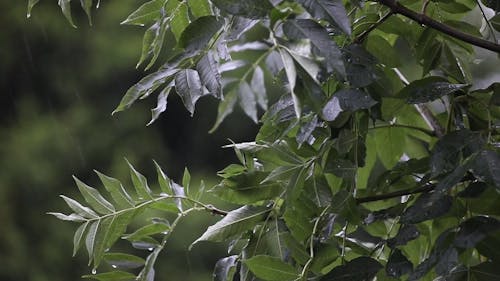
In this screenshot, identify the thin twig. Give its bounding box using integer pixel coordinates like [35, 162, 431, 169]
[354, 10, 394, 43]
[355, 184, 434, 204]
[376, 0, 500, 53]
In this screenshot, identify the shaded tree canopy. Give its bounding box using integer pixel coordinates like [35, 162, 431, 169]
[29, 0, 500, 280]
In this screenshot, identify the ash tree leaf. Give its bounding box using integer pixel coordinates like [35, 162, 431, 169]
[251, 66, 267, 110]
[137, 246, 162, 281]
[283, 19, 345, 76]
[321, 257, 382, 281]
[279, 48, 300, 118]
[387, 224, 420, 248]
[401, 76, 468, 104]
[175, 69, 204, 115]
[95, 171, 135, 209]
[471, 149, 500, 190]
[166, 0, 189, 42]
[197, 51, 222, 98]
[454, 216, 500, 248]
[238, 81, 258, 123]
[123, 223, 171, 241]
[244, 255, 299, 281]
[386, 249, 413, 278]
[104, 253, 146, 269]
[126, 160, 154, 200]
[113, 67, 179, 114]
[148, 86, 171, 126]
[188, 0, 212, 18]
[192, 205, 270, 245]
[284, 205, 313, 242]
[58, 0, 76, 28]
[121, 0, 165, 26]
[334, 89, 377, 111]
[435, 247, 458, 276]
[47, 212, 86, 222]
[83, 271, 137, 281]
[73, 221, 90, 256]
[214, 255, 239, 281]
[73, 176, 115, 215]
[80, 0, 93, 25]
[179, 16, 223, 52]
[365, 35, 401, 67]
[27, 0, 39, 18]
[482, 0, 500, 12]
[400, 192, 453, 224]
[211, 0, 273, 19]
[209, 89, 238, 133]
[297, 0, 351, 35]
[60, 195, 99, 219]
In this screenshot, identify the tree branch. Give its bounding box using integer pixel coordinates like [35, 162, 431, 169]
[354, 11, 394, 43]
[355, 184, 434, 204]
[376, 0, 500, 53]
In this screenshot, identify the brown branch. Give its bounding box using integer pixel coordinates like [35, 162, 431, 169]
[354, 11, 394, 43]
[355, 184, 434, 204]
[376, 0, 500, 53]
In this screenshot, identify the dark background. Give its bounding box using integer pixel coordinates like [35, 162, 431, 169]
[0, 1, 257, 280]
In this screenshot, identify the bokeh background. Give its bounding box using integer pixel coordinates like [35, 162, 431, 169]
[0, 1, 258, 280]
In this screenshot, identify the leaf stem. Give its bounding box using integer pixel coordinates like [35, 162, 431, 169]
[355, 184, 434, 204]
[368, 123, 436, 137]
[376, 0, 500, 53]
[353, 10, 394, 43]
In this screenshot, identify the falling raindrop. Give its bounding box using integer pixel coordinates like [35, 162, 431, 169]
[91, 269, 97, 275]
[147, 247, 154, 252]
[111, 265, 117, 269]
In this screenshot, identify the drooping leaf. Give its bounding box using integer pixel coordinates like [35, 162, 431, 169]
[238, 81, 259, 123]
[73, 176, 115, 215]
[27, 0, 40, 18]
[213, 255, 238, 281]
[454, 216, 500, 248]
[211, 0, 273, 19]
[197, 51, 222, 98]
[321, 257, 382, 281]
[401, 76, 468, 104]
[297, 0, 351, 35]
[209, 88, 238, 133]
[192, 205, 270, 245]
[121, 0, 165, 26]
[80, 0, 93, 25]
[244, 255, 299, 281]
[179, 16, 223, 52]
[58, 0, 76, 28]
[400, 192, 453, 224]
[283, 19, 344, 75]
[251, 66, 267, 110]
[136, 246, 161, 281]
[104, 253, 146, 269]
[148, 86, 171, 125]
[175, 69, 204, 115]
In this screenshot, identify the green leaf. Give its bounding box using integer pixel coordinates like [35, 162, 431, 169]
[491, 14, 500, 32]
[321, 257, 382, 281]
[283, 19, 344, 76]
[386, 249, 413, 278]
[188, 0, 212, 18]
[113, 67, 179, 114]
[125, 162, 153, 201]
[197, 51, 222, 98]
[48, 212, 86, 222]
[244, 255, 299, 281]
[95, 171, 134, 209]
[238, 81, 258, 123]
[192, 205, 270, 245]
[166, 0, 190, 41]
[214, 255, 238, 281]
[211, 0, 273, 19]
[209, 88, 238, 133]
[58, 0, 76, 28]
[283, 206, 313, 242]
[454, 216, 500, 248]
[80, 0, 93, 25]
[387, 224, 420, 248]
[123, 222, 171, 241]
[73, 176, 115, 215]
[73, 221, 90, 256]
[251, 66, 267, 110]
[182, 167, 191, 196]
[472, 149, 500, 190]
[297, 0, 351, 35]
[400, 192, 452, 224]
[27, 0, 39, 18]
[365, 35, 401, 68]
[121, 0, 165, 26]
[322, 89, 377, 121]
[148, 86, 171, 125]
[60, 195, 99, 219]
[83, 271, 136, 281]
[136, 246, 161, 281]
[104, 253, 146, 269]
[175, 69, 204, 115]
[371, 126, 406, 169]
[179, 16, 223, 51]
[401, 76, 468, 104]
[279, 49, 300, 118]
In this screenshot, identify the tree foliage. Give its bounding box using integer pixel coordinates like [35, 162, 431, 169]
[29, 0, 500, 280]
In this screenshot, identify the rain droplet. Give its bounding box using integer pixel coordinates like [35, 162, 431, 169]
[111, 265, 117, 269]
[91, 269, 97, 275]
[147, 247, 154, 251]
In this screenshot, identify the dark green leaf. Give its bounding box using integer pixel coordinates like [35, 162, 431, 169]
[192, 205, 270, 245]
[197, 51, 222, 98]
[386, 249, 413, 277]
[457, 181, 488, 198]
[104, 253, 146, 269]
[244, 255, 299, 281]
[454, 216, 500, 248]
[123, 223, 170, 241]
[472, 149, 500, 190]
[283, 19, 344, 75]
[402, 76, 468, 104]
[73, 176, 115, 215]
[365, 35, 401, 67]
[148, 86, 170, 125]
[213, 255, 238, 281]
[297, 0, 351, 35]
[239, 81, 259, 123]
[283, 206, 313, 242]
[175, 69, 204, 115]
[387, 224, 420, 248]
[491, 14, 500, 32]
[321, 257, 382, 281]
[58, 0, 76, 28]
[137, 246, 161, 281]
[435, 247, 458, 276]
[400, 192, 452, 224]
[80, 0, 93, 25]
[179, 16, 223, 51]
[211, 0, 273, 19]
[27, 0, 39, 18]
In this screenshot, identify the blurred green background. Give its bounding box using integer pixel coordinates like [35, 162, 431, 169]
[0, 1, 258, 280]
